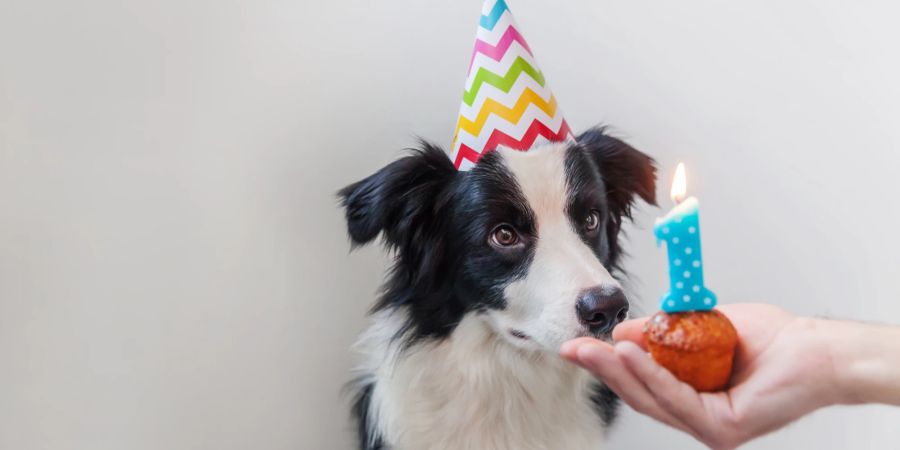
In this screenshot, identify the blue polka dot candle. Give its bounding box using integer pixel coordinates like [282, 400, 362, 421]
[654, 163, 717, 313]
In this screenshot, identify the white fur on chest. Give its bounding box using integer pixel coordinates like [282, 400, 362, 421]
[355, 311, 609, 450]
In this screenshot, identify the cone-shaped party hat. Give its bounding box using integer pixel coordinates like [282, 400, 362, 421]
[450, 0, 575, 171]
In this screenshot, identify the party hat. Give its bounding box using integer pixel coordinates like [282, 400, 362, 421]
[450, 0, 575, 171]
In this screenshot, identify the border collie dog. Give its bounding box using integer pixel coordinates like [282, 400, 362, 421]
[340, 127, 656, 450]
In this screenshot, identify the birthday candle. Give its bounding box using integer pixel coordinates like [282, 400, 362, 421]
[654, 163, 717, 313]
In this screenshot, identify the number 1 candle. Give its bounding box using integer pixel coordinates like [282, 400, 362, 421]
[644, 164, 738, 392]
[644, 164, 736, 392]
[653, 163, 717, 313]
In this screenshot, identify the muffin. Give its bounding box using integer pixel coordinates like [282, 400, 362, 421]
[643, 309, 738, 392]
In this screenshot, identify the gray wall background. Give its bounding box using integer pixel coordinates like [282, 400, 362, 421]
[2, 0, 899, 449]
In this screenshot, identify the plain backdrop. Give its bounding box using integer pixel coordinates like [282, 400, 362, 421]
[2, 0, 899, 449]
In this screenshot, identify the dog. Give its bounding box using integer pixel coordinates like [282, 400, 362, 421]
[339, 126, 657, 450]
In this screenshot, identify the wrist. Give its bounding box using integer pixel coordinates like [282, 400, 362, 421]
[788, 317, 845, 407]
[816, 318, 900, 406]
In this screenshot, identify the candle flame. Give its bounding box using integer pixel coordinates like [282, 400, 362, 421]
[671, 162, 687, 204]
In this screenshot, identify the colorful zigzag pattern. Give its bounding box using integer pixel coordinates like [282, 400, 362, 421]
[451, 0, 573, 171]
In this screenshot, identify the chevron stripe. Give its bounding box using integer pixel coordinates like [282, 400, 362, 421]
[468, 41, 538, 82]
[454, 103, 565, 153]
[463, 57, 544, 106]
[453, 119, 573, 168]
[454, 144, 481, 170]
[454, 88, 557, 139]
[473, 8, 517, 46]
[479, 0, 509, 31]
[452, 108, 566, 159]
[458, 73, 548, 119]
[483, 118, 572, 151]
[468, 26, 532, 73]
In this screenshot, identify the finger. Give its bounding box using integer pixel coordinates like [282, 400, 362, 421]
[560, 337, 606, 362]
[612, 318, 649, 348]
[573, 342, 695, 434]
[615, 341, 712, 432]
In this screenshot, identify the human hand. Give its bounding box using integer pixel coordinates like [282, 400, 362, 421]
[561, 304, 841, 450]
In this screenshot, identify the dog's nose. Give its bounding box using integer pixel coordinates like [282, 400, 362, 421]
[576, 286, 629, 334]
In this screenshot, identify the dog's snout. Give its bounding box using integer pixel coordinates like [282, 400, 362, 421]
[576, 287, 629, 334]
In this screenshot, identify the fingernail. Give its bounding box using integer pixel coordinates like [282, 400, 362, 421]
[559, 341, 578, 356]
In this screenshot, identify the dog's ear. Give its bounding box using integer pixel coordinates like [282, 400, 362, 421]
[577, 127, 657, 221]
[338, 143, 457, 249]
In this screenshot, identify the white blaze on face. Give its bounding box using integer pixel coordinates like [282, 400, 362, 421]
[485, 144, 621, 351]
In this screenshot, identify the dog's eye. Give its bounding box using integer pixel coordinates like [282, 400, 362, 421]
[585, 210, 601, 231]
[490, 225, 519, 247]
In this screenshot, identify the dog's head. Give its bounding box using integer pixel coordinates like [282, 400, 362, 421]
[340, 127, 656, 351]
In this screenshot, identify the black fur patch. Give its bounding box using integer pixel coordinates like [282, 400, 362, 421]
[351, 382, 383, 450]
[339, 144, 538, 346]
[573, 128, 657, 272]
[590, 382, 621, 426]
[563, 144, 613, 265]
